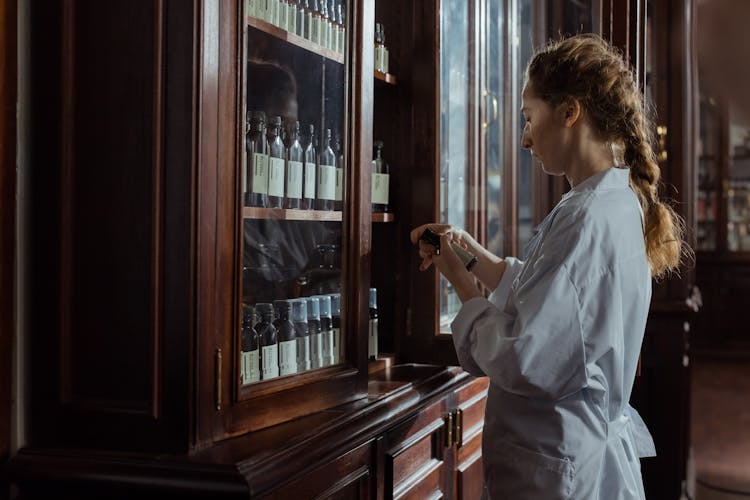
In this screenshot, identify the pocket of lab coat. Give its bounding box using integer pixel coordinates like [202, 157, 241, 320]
[489, 439, 576, 500]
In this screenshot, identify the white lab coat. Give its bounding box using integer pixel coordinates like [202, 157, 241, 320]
[452, 167, 656, 500]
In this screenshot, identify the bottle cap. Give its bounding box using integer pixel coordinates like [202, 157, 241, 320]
[369, 288, 377, 308]
[292, 299, 308, 322]
[306, 296, 320, 320]
[329, 293, 341, 316]
[316, 295, 332, 317]
[256, 303, 274, 321]
[242, 305, 254, 328]
[273, 299, 291, 319]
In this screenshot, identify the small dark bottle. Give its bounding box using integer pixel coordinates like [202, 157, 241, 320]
[306, 297, 323, 368]
[302, 124, 317, 210]
[286, 121, 304, 209]
[334, 132, 344, 211]
[316, 128, 336, 211]
[292, 299, 311, 372]
[371, 140, 390, 213]
[273, 300, 298, 376]
[303, 0, 313, 40]
[255, 303, 279, 380]
[317, 295, 334, 367]
[241, 305, 261, 384]
[245, 111, 268, 207]
[329, 293, 341, 365]
[267, 116, 286, 209]
[368, 288, 378, 361]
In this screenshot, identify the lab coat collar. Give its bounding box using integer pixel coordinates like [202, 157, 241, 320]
[562, 166, 630, 200]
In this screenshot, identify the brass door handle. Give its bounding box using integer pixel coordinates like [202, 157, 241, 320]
[656, 125, 668, 162]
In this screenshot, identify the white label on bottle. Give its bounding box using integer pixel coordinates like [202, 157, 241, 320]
[297, 335, 311, 372]
[305, 13, 313, 41]
[318, 164, 336, 200]
[286, 160, 303, 199]
[311, 16, 319, 44]
[321, 20, 328, 48]
[279, 1, 287, 30]
[279, 339, 298, 376]
[374, 46, 382, 73]
[272, 0, 281, 26]
[335, 167, 343, 202]
[310, 332, 324, 369]
[332, 327, 340, 364]
[248, 0, 256, 19]
[340, 27, 345, 54]
[304, 162, 316, 199]
[247, 349, 260, 383]
[384, 47, 389, 73]
[268, 157, 285, 197]
[261, 344, 279, 379]
[330, 26, 338, 53]
[322, 328, 335, 366]
[289, 5, 297, 34]
[369, 319, 378, 359]
[241, 351, 247, 383]
[252, 153, 269, 194]
[372, 172, 390, 205]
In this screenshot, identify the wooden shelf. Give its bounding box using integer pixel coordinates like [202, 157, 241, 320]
[374, 70, 397, 85]
[243, 208, 396, 222]
[248, 16, 345, 64]
[371, 212, 395, 223]
[243, 207, 343, 221]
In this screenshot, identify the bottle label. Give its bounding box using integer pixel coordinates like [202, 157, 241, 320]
[332, 327, 340, 364]
[310, 332, 323, 368]
[252, 153, 269, 194]
[305, 13, 313, 41]
[322, 329, 334, 366]
[331, 26, 338, 53]
[327, 23, 334, 50]
[335, 167, 343, 202]
[339, 27, 345, 54]
[279, 1, 288, 30]
[374, 46, 382, 73]
[261, 344, 279, 379]
[247, 350, 260, 383]
[289, 5, 297, 34]
[248, 0, 256, 19]
[304, 162, 316, 199]
[268, 157, 285, 197]
[297, 335, 311, 371]
[372, 173, 390, 204]
[272, 0, 280, 26]
[311, 16, 319, 44]
[286, 160, 303, 199]
[241, 350, 247, 383]
[279, 339, 298, 376]
[318, 164, 336, 200]
[369, 318, 378, 359]
[321, 20, 329, 48]
[383, 47, 389, 73]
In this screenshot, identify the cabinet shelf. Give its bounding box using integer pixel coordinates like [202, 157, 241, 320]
[248, 16, 345, 64]
[243, 207, 396, 222]
[374, 70, 397, 85]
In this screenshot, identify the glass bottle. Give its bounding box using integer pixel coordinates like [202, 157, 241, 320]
[305, 297, 322, 368]
[302, 124, 317, 210]
[248, 0, 258, 19]
[334, 132, 344, 211]
[241, 305, 261, 384]
[328, 0, 338, 53]
[279, 0, 289, 32]
[286, 121, 304, 209]
[297, 0, 306, 37]
[329, 293, 341, 365]
[310, 0, 320, 44]
[293, 299, 311, 372]
[320, 0, 329, 50]
[368, 288, 378, 360]
[371, 140, 390, 212]
[316, 128, 336, 211]
[316, 295, 334, 367]
[288, 0, 298, 35]
[303, 0, 313, 41]
[267, 116, 286, 209]
[273, 300, 298, 376]
[374, 23, 383, 73]
[337, 2, 345, 54]
[381, 23, 389, 73]
[255, 303, 279, 380]
[245, 111, 268, 207]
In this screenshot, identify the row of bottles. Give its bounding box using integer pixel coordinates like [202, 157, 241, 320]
[241, 294, 342, 384]
[248, 0, 346, 55]
[374, 23, 390, 73]
[245, 111, 344, 210]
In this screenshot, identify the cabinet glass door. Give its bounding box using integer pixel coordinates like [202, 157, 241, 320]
[697, 94, 720, 251]
[239, 0, 349, 389]
[727, 107, 750, 251]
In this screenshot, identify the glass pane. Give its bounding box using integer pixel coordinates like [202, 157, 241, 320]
[240, 0, 349, 386]
[697, 94, 719, 251]
[439, 0, 470, 330]
[485, 0, 506, 258]
[516, 0, 535, 252]
[727, 106, 750, 251]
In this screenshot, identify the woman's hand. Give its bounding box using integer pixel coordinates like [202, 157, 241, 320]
[409, 223, 470, 272]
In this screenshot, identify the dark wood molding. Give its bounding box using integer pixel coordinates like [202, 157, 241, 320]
[0, 0, 17, 480]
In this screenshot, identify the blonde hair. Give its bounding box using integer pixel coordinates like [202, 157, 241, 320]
[526, 34, 690, 279]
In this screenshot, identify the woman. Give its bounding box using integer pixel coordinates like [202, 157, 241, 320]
[411, 34, 686, 499]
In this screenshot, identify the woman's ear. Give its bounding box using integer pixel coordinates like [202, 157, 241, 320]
[561, 98, 582, 127]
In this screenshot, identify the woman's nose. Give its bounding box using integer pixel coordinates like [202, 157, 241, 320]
[521, 133, 532, 150]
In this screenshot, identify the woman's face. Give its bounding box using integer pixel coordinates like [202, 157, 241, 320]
[520, 84, 568, 176]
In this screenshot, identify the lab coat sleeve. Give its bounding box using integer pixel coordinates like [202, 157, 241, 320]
[451, 258, 588, 401]
[487, 256, 524, 309]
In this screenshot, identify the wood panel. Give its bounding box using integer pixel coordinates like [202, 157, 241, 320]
[0, 0, 17, 485]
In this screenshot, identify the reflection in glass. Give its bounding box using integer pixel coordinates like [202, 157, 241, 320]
[727, 107, 750, 251]
[697, 94, 720, 251]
